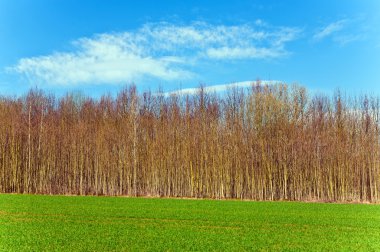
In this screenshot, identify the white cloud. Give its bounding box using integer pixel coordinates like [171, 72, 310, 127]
[313, 20, 347, 41]
[206, 47, 282, 59]
[164, 80, 280, 96]
[12, 34, 192, 85]
[255, 19, 265, 26]
[10, 22, 301, 86]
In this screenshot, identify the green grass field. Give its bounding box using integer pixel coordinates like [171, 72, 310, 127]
[1, 194, 380, 251]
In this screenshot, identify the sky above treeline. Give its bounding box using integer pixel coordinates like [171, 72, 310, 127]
[0, 0, 379, 97]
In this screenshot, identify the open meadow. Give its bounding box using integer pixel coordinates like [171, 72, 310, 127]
[1, 194, 380, 251]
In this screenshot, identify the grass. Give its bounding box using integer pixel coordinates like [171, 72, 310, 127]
[1, 194, 380, 251]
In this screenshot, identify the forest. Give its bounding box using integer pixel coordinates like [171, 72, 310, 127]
[0, 82, 379, 202]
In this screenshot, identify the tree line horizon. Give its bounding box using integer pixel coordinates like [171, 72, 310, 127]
[0, 82, 379, 202]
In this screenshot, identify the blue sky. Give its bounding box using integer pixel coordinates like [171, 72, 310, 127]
[1, 0, 379, 97]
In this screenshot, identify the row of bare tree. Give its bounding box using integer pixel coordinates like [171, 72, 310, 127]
[0, 83, 379, 202]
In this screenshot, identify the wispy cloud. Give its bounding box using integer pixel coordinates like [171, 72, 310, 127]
[10, 22, 301, 86]
[206, 47, 282, 59]
[313, 20, 347, 41]
[333, 34, 364, 46]
[313, 18, 366, 46]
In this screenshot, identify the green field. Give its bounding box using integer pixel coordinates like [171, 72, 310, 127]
[1, 194, 380, 251]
